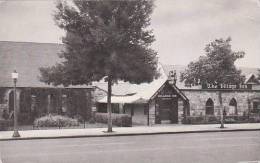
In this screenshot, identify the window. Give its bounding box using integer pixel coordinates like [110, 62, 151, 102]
[144, 106, 148, 115]
[252, 102, 260, 113]
[205, 98, 214, 115]
[131, 107, 134, 116]
[229, 98, 237, 115]
[112, 104, 119, 113]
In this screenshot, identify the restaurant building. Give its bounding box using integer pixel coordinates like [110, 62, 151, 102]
[97, 65, 260, 125]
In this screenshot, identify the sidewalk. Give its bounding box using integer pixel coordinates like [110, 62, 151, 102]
[1, 123, 260, 141]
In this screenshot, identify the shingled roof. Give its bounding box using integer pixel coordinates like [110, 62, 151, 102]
[0, 41, 91, 88]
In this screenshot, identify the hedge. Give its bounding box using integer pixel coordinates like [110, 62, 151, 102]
[0, 119, 11, 131]
[182, 115, 220, 124]
[94, 113, 132, 127]
[34, 114, 79, 128]
[182, 115, 251, 124]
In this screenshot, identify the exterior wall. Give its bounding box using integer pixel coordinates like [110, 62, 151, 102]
[93, 87, 107, 102]
[148, 100, 156, 125]
[132, 105, 147, 125]
[0, 88, 9, 118]
[124, 104, 148, 125]
[178, 99, 184, 123]
[182, 90, 260, 116]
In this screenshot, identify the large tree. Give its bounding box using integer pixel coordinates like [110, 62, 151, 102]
[180, 37, 245, 85]
[258, 69, 260, 80]
[39, 0, 158, 132]
[180, 37, 245, 128]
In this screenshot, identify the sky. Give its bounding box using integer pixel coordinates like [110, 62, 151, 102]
[0, 0, 260, 68]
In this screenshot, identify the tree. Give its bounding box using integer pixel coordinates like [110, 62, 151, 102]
[39, 0, 158, 132]
[180, 37, 245, 128]
[258, 69, 260, 81]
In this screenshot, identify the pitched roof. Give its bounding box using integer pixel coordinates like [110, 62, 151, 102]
[96, 64, 167, 103]
[245, 73, 260, 84]
[0, 41, 91, 88]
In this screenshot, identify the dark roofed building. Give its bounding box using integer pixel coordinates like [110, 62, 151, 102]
[0, 41, 93, 125]
[0, 41, 63, 87]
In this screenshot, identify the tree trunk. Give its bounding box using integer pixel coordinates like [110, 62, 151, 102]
[218, 91, 224, 128]
[107, 76, 113, 132]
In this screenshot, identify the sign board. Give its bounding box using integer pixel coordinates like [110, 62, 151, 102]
[202, 83, 252, 90]
[157, 94, 177, 98]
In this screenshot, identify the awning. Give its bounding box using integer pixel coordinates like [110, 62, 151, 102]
[98, 95, 148, 104]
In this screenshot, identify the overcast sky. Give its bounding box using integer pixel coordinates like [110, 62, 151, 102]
[0, 0, 260, 68]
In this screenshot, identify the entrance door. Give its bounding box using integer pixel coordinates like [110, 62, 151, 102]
[158, 98, 178, 123]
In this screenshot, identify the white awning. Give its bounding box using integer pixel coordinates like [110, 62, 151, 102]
[98, 95, 148, 104]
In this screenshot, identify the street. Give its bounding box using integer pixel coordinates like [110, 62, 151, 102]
[0, 131, 260, 163]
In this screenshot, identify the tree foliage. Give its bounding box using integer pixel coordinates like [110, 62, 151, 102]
[39, 0, 158, 86]
[180, 37, 245, 85]
[258, 69, 260, 80]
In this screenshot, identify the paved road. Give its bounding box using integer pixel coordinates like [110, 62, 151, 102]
[0, 131, 260, 163]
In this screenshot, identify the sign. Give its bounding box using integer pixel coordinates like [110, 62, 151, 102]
[202, 83, 252, 90]
[157, 94, 177, 98]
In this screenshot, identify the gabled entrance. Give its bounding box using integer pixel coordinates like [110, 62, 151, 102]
[149, 80, 189, 124]
[158, 97, 178, 123]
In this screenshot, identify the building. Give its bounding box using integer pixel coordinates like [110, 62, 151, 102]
[96, 65, 260, 125]
[1, 41, 259, 126]
[0, 41, 93, 124]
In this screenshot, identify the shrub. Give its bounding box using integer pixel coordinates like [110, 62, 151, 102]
[224, 117, 236, 123]
[73, 114, 85, 123]
[95, 113, 132, 127]
[183, 115, 220, 124]
[88, 117, 96, 124]
[34, 114, 79, 128]
[0, 119, 11, 131]
[18, 113, 32, 125]
[182, 116, 205, 124]
[248, 114, 260, 123]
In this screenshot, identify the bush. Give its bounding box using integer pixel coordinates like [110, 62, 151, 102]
[73, 114, 85, 123]
[88, 117, 96, 124]
[0, 119, 11, 131]
[182, 116, 205, 124]
[183, 115, 220, 124]
[34, 114, 79, 128]
[95, 113, 132, 127]
[225, 115, 248, 123]
[18, 113, 32, 125]
[224, 117, 236, 123]
[206, 116, 220, 124]
[248, 114, 260, 123]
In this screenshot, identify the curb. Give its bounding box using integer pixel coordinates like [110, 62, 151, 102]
[1, 128, 260, 141]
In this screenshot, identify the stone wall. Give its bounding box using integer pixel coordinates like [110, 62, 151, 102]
[182, 89, 260, 116]
[148, 100, 156, 125]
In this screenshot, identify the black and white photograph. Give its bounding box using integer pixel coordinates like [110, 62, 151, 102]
[0, 0, 260, 162]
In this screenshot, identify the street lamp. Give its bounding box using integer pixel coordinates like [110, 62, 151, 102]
[12, 70, 20, 137]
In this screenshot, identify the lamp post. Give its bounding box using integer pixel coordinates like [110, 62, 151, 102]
[12, 70, 20, 137]
[218, 90, 224, 128]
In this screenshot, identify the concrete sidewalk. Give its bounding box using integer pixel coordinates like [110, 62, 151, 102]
[1, 123, 260, 141]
